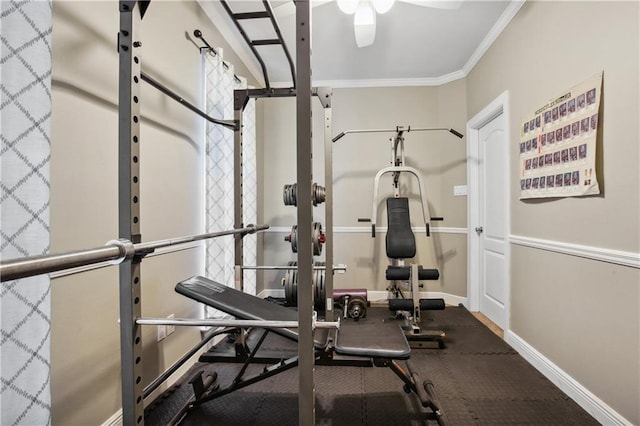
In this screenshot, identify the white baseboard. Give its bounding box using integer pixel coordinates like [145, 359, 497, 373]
[259, 288, 466, 307]
[258, 288, 285, 299]
[505, 330, 630, 426]
[368, 290, 466, 306]
[102, 409, 122, 426]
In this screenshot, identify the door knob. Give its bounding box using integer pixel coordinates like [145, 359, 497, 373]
[475, 226, 483, 234]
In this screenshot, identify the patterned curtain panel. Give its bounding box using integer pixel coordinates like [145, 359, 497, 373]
[0, 2, 52, 425]
[204, 49, 257, 319]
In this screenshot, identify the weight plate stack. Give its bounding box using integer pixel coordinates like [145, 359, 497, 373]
[285, 222, 325, 256]
[283, 260, 326, 310]
[282, 182, 326, 207]
[313, 261, 326, 309]
[283, 261, 298, 306]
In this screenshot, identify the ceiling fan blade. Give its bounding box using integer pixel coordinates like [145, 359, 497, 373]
[399, 0, 464, 10]
[272, 0, 332, 17]
[354, 2, 376, 47]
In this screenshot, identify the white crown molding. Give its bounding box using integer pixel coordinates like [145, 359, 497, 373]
[506, 330, 631, 426]
[462, 0, 526, 75]
[272, 69, 468, 89]
[510, 235, 640, 269]
[265, 226, 467, 234]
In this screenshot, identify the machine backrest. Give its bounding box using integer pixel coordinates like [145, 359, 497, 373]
[385, 197, 416, 259]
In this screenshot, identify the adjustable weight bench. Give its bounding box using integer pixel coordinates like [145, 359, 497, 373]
[174, 275, 446, 425]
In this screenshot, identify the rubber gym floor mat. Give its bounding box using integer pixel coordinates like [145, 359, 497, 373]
[144, 306, 599, 425]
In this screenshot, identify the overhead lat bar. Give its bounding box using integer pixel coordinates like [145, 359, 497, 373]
[332, 126, 465, 143]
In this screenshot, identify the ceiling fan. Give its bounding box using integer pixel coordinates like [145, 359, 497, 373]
[339, 0, 463, 47]
[273, 0, 463, 48]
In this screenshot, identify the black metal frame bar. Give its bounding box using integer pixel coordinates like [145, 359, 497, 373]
[142, 327, 235, 398]
[295, 3, 314, 424]
[140, 72, 237, 130]
[115, 2, 273, 424]
[118, 2, 144, 424]
[219, 0, 296, 89]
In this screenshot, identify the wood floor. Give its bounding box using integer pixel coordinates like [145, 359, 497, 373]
[470, 311, 504, 339]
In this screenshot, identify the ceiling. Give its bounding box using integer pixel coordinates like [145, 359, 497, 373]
[199, 1, 524, 88]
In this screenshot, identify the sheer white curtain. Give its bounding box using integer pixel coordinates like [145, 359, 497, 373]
[1, 2, 52, 424]
[203, 48, 256, 319]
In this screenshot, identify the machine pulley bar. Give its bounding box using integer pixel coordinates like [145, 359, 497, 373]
[136, 316, 340, 330]
[332, 126, 464, 143]
[0, 224, 269, 282]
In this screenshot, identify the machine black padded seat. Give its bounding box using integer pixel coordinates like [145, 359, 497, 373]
[386, 265, 440, 281]
[386, 197, 416, 259]
[334, 321, 410, 360]
[176, 276, 329, 349]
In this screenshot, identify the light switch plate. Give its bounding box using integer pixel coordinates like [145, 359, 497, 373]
[453, 185, 467, 196]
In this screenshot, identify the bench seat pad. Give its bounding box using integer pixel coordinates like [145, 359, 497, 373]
[335, 321, 410, 360]
[176, 275, 329, 349]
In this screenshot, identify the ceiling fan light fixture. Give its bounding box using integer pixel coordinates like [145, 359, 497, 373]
[337, 0, 360, 14]
[354, 1, 375, 25]
[371, 0, 395, 14]
[354, 2, 376, 47]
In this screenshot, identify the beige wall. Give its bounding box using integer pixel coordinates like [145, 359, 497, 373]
[50, 2, 256, 424]
[260, 83, 468, 297]
[466, 1, 639, 423]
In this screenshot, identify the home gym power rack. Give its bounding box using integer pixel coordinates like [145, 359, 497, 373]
[221, 2, 331, 424]
[0, 2, 328, 425]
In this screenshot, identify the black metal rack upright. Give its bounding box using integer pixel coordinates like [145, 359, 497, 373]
[117, 3, 144, 423]
[115, 1, 328, 425]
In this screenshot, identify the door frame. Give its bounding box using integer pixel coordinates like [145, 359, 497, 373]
[466, 91, 511, 331]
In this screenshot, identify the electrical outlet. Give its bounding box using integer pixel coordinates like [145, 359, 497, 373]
[157, 324, 166, 341]
[167, 314, 175, 336]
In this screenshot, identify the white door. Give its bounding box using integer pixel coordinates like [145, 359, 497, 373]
[477, 112, 508, 329]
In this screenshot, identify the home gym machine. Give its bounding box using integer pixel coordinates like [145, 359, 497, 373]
[333, 126, 463, 347]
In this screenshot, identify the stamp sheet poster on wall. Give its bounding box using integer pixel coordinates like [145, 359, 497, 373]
[519, 72, 602, 199]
